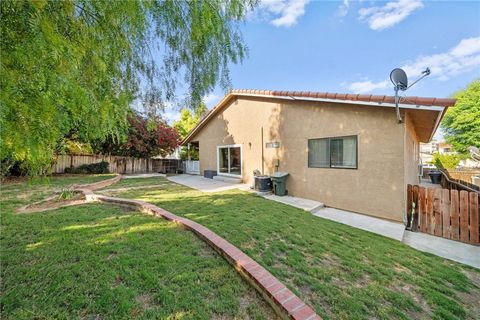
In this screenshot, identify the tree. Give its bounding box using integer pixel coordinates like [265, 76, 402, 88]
[0, 0, 255, 174]
[173, 103, 208, 139]
[441, 80, 480, 154]
[94, 113, 180, 158]
[432, 152, 461, 169]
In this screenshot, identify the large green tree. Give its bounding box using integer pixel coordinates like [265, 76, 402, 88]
[441, 80, 480, 154]
[0, 0, 255, 174]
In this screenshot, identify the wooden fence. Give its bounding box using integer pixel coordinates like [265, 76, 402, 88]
[440, 169, 480, 192]
[407, 184, 479, 245]
[52, 154, 182, 175]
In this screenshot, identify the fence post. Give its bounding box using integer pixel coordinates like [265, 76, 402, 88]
[407, 185, 412, 229]
[412, 185, 419, 231]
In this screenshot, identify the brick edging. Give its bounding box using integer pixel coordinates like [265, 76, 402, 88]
[82, 191, 320, 320]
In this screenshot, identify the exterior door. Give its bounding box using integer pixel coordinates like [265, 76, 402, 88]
[217, 145, 242, 176]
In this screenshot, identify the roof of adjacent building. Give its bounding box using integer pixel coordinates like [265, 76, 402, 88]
[182, 89, 456, 144]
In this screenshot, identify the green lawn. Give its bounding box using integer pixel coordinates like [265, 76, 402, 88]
[105, 176, 480, 320]
[0, 175, 276, 320]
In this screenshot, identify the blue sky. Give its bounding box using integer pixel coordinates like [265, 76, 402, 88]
[164, 0, 480, 121]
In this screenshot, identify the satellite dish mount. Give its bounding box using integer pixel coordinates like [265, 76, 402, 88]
[390, 67, 430, 123]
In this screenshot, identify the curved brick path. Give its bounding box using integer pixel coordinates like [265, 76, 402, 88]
[76, 176, 321, 320]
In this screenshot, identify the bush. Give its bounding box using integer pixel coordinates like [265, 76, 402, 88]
[432, 153, 461, 169]
[64, 161, 110, 174]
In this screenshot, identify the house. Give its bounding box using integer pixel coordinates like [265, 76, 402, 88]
[182, 89, 456, 222]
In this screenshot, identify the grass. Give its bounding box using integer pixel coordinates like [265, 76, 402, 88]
[0, 175, 276, 319]
[105, 176, 480, 320]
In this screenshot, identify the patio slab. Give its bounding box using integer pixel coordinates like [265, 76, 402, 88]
[167, 174, 251, 193]
[311, 207, 406, 241]
[402, 231, 480, 268]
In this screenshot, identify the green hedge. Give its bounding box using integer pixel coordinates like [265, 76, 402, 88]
[64, 161, 110, 174]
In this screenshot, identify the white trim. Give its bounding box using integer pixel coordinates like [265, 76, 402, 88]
[216, 144, 243, 177]
[236, 93, 446, 112]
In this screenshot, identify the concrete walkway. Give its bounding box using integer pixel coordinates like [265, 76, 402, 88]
[311, 207, 406, 241]
[261, 194, 324, 211]
[403, 231, 480, 268]
[168, 174, 251, 192]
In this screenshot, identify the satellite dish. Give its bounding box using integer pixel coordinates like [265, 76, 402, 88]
[389, 67, 430, 123]
[390, 68, 408, 91]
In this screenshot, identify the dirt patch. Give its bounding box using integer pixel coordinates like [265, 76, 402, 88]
[136, 293, 155, 310]
[97, 184, 168, 194]
[392, 282, 433, 319]
[16, 192, 86, 213]
[113, 276, 124, 287]
[354, 273, 371, 288]
[320, 253, 342, 268]
[393, 263, 413, 275]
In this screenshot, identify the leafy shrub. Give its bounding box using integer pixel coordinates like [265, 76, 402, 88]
[64, 161, 109, 174]
[432, 153, 461, 169]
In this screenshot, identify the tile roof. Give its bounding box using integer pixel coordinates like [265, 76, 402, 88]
[231, 89, 456, 107]
[182, 89, 456, 144]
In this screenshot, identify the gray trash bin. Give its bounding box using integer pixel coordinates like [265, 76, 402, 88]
[270, 172, 289, 196]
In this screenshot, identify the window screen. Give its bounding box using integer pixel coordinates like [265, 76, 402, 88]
[308, 136, 357, 169]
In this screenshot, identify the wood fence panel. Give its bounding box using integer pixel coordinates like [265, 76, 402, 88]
[426, 188, 434, 235]
[442, 189, 450, 238]
[419, 187, 427, 233]
[433, 189, 443, 236]
[407, 185, 478, 245]
[51, 154, 163, 174]
[459, 191, 469, 243]
[469, 193, 479, 244]
[450, 190, 460, 241]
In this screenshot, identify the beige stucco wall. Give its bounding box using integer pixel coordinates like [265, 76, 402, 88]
[190, 97, 420, 222]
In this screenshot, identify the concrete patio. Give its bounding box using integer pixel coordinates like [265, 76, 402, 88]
[167, 174, 251, 192]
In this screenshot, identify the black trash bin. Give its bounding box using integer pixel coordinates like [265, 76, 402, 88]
[254, 176, 272, 192]
[428, 171, 442, 184]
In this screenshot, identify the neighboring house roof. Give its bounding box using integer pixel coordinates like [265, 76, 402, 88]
[182, 89, 456, 144]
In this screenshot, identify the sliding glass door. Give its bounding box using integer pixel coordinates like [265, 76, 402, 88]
[217, 145, 242, 176]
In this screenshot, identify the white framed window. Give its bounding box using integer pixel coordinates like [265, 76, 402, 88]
[217, 144, 242, 176]
[308, 135, 358, 169]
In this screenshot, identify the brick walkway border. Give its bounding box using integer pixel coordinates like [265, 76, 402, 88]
[76, 176, 321, 320]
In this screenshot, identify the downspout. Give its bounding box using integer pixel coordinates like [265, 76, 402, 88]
[261, 127, 264, 175]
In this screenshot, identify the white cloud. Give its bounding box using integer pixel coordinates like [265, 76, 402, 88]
[202, 93, 220, 106]
[260, 0, 310, 27]
[346, 37, 480, 93]
[359, 0, 423, 30]
[338, 0, 350, 17]
[347, 80, 390, 94]
[402, 36, 480, 81]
